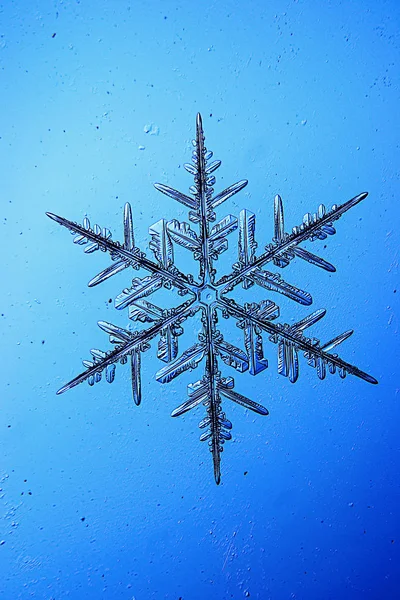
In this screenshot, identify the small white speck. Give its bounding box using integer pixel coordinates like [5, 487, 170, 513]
[143, 123, 159, 135]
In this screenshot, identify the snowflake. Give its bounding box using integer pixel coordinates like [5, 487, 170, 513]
[47, 113, 377, 484]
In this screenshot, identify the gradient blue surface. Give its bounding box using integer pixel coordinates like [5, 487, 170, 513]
[1, 1, 399, 598]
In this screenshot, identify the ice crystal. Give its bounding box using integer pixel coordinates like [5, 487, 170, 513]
[47, 114, 377, 484]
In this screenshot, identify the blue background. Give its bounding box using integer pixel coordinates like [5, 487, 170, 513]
[1, 1, 399, 598]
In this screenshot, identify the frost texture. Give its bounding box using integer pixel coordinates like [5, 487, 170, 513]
[47, 114, 377, 484]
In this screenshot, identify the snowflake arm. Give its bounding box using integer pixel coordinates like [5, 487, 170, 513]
[218, 296, 378, 385]
[162, 304, 269, 485]
[56, 297, 197, 404]
[217, 192, 367, 292]
[154, 113, 247, 284]
[46, 204, 194, 292]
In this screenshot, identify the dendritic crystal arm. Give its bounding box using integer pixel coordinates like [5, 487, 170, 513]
[154, 113, 247, 284]
[46, 204, 194, 292]
[217, 192, 368, 294]
[218, 296, 378, 385]
[160, 304, 269, 484]
[57, 297, 197, 404]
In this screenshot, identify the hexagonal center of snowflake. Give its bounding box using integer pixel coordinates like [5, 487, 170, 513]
[198, 284, 218, 306]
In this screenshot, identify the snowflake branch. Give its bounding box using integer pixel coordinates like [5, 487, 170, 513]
[216, 192, 368, 292]
[46, 209, 194, 292]
[56, 297, 198, 399]
[218, 296, 377, 385]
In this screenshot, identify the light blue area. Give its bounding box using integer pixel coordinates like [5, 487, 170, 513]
[1, 1, 399, 598]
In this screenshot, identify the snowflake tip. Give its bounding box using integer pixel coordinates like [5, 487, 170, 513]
[46, 212, 63, 226]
